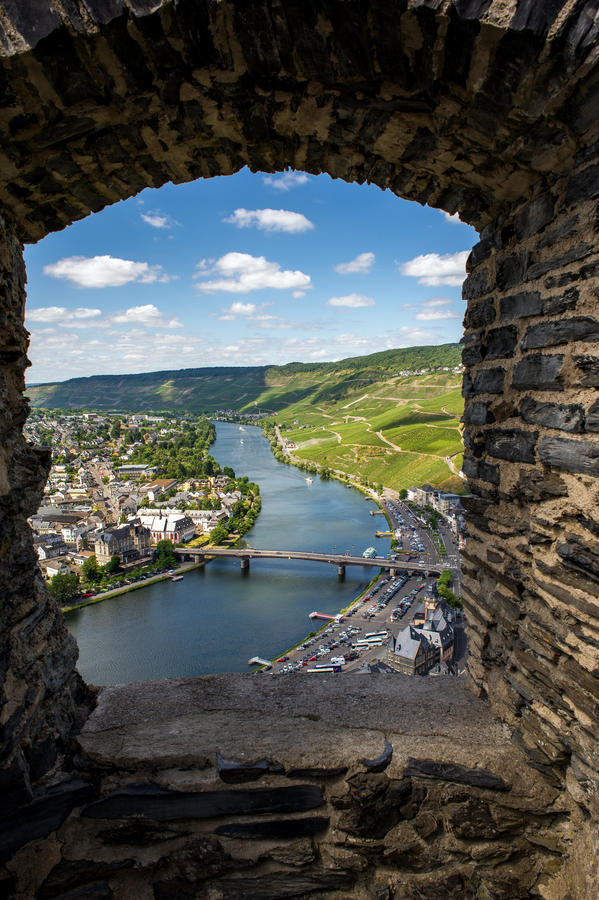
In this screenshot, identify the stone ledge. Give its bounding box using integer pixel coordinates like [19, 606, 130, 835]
[76, 674, 555, 807]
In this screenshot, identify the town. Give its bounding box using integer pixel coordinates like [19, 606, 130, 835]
[25, 410, 260, 602]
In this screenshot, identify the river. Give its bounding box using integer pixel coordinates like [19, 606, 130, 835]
[66, 421, 390, 683]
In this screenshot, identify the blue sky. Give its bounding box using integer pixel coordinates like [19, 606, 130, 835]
[24, 168, 476, 384]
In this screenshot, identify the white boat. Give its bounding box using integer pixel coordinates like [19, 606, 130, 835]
[305, 477, 313, 485]
[362, 547, 377, 559]
[240, 439, 244, 444]
[239, 426, 245, 431]
[170, 575, 184, 582]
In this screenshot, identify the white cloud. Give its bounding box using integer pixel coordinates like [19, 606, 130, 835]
[229, 302, 257, 315]
[194, 252, 311, 294]
[140, 210, 179, 229]
[400, 250, 469, 286]
[421, 297, 454, 307]
[334, 252, 375, 274]
[326, 293, 375, 308]
[441, 211, 463, 225]
[27, 306, 102, 324]
[263, 172, 310, 191]
[415, 309, 459, 321]
[224, 208, 314, 233]
[43, 255, 172, 288]
[111, 305, 182, 328]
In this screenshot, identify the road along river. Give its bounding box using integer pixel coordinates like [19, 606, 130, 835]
[66, 422, 390, 684]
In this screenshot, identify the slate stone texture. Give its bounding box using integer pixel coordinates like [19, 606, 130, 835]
[0, 0, 598, 897]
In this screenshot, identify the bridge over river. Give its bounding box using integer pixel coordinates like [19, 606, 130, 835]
[174, 547, 442, 579]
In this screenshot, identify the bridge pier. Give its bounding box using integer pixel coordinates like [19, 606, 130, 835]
[337, 565, 345, 580]
[240, 557, 250, 574]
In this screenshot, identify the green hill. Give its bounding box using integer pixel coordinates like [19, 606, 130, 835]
[27, 344, 462, 413]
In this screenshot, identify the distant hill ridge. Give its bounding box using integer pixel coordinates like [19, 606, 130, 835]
[27, 344, 461, 413]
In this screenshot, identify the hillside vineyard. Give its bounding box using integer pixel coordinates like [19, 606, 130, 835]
[1, 2, 599, 897]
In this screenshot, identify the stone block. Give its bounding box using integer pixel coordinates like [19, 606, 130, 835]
[538, 436, 599, 475]
[566, 163, 599, 206]
[463, 401, 494, 425]
[465, 297, 496, 329]
[520, 398, 585, 433]
[574, 355, 599, 386]
[496, 252, 527, 290]
[586, 399, 599, 431]
[514, 191, 555, 240]
[485, 325, 518, 360]
[216, 753, 284, 784]
[463, 367, 506, 397]
[512, 354, 564, 391]
[484, 428, 537, 463]
[500, 290, 542, 320]
[463, 267, 490, 300]
[214, 816, 330, 839]
[522, 317, 599, 349]
[0, 777, 94, 864]
[404, 759, 509, 791]
[462, 457, 500, 485]
[82, 783, 324, 821]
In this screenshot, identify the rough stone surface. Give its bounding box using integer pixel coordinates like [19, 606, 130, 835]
[0, 1, 598, 898]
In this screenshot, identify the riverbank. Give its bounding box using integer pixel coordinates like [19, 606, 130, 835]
[61, 560, 202, 613]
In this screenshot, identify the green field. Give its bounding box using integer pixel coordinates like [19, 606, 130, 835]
[274, 373, 465, 494]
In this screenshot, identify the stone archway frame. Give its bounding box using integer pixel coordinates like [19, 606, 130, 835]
[1, 0, 599, 883]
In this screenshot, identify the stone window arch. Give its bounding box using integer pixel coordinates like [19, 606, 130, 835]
[1, 2, 598, 895]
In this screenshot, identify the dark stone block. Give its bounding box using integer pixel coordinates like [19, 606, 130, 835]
[526, 243, 591, 281]
[40, 883, 113, 900]
[462, 268, 489, 301]
[484, 428, 537, 463]
[586, 399, 599, 431]
[566, 163, 599, 206]
[496, 252, 527, 290]
[405, 759, 509, 791]
[541, 286, 579, 315]
[468, 237, 492, 268]
[520, 398, 585, 433]
[39, 860, 132, 899]
[512, 354, 564, 391]
[500, 290, 541, 320]
[0, 754, 32, 816]
[465, 297, 495, 329]
[514, 191, 555, 240]
[463, 367, 505, 397]
[574, 355, 599, 386]
[462, 341, 483, 366]
[0, 776, 94, 864]
[83, 783, 324, 821]
[216, 753, 284, 784]
[463, 401, 493, 425]
[213, 869, 356, 900]
[538, 436, 599, 475]
[462, 457, 500, 485]
[484, 325, 518, 360]
[537, 215, 579, 249]
[557, 536, 599, 585]
[98, 820, 189, 846]
[362, 739, 393, 772]
[214, 816, 329, 839]
[522, 316, 599, 349]
[26, 735, 58, 782]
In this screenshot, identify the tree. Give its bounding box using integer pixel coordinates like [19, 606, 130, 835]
[399, 488, 408, 499]
[105, 555, 121, 575]
[155, 539, 177, 568]
[49, 573, 80, 604]
[81, 555, 102, 583]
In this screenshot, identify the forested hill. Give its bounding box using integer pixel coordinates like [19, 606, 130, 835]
[27, 343, 461, 413]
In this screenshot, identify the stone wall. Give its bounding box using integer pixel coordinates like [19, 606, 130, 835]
[0, 676, 582, 899]
[460, 169, 599, 817]
[0, 0, 598, 896]
[0, 217, 90, 817]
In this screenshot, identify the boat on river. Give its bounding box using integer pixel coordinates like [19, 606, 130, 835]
[170, 575, 184, 582]
[305, 477, 313, 485]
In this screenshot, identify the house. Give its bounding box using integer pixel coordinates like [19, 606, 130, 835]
[37, 537, 69, 560]
[137, 514, 196, 544]
[387, 598, 455, 674]
[39, 558, 71, 579]
[386, 626, 438, 675]
[144, 478, 179, 502]
[94, 522, 151, 564]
